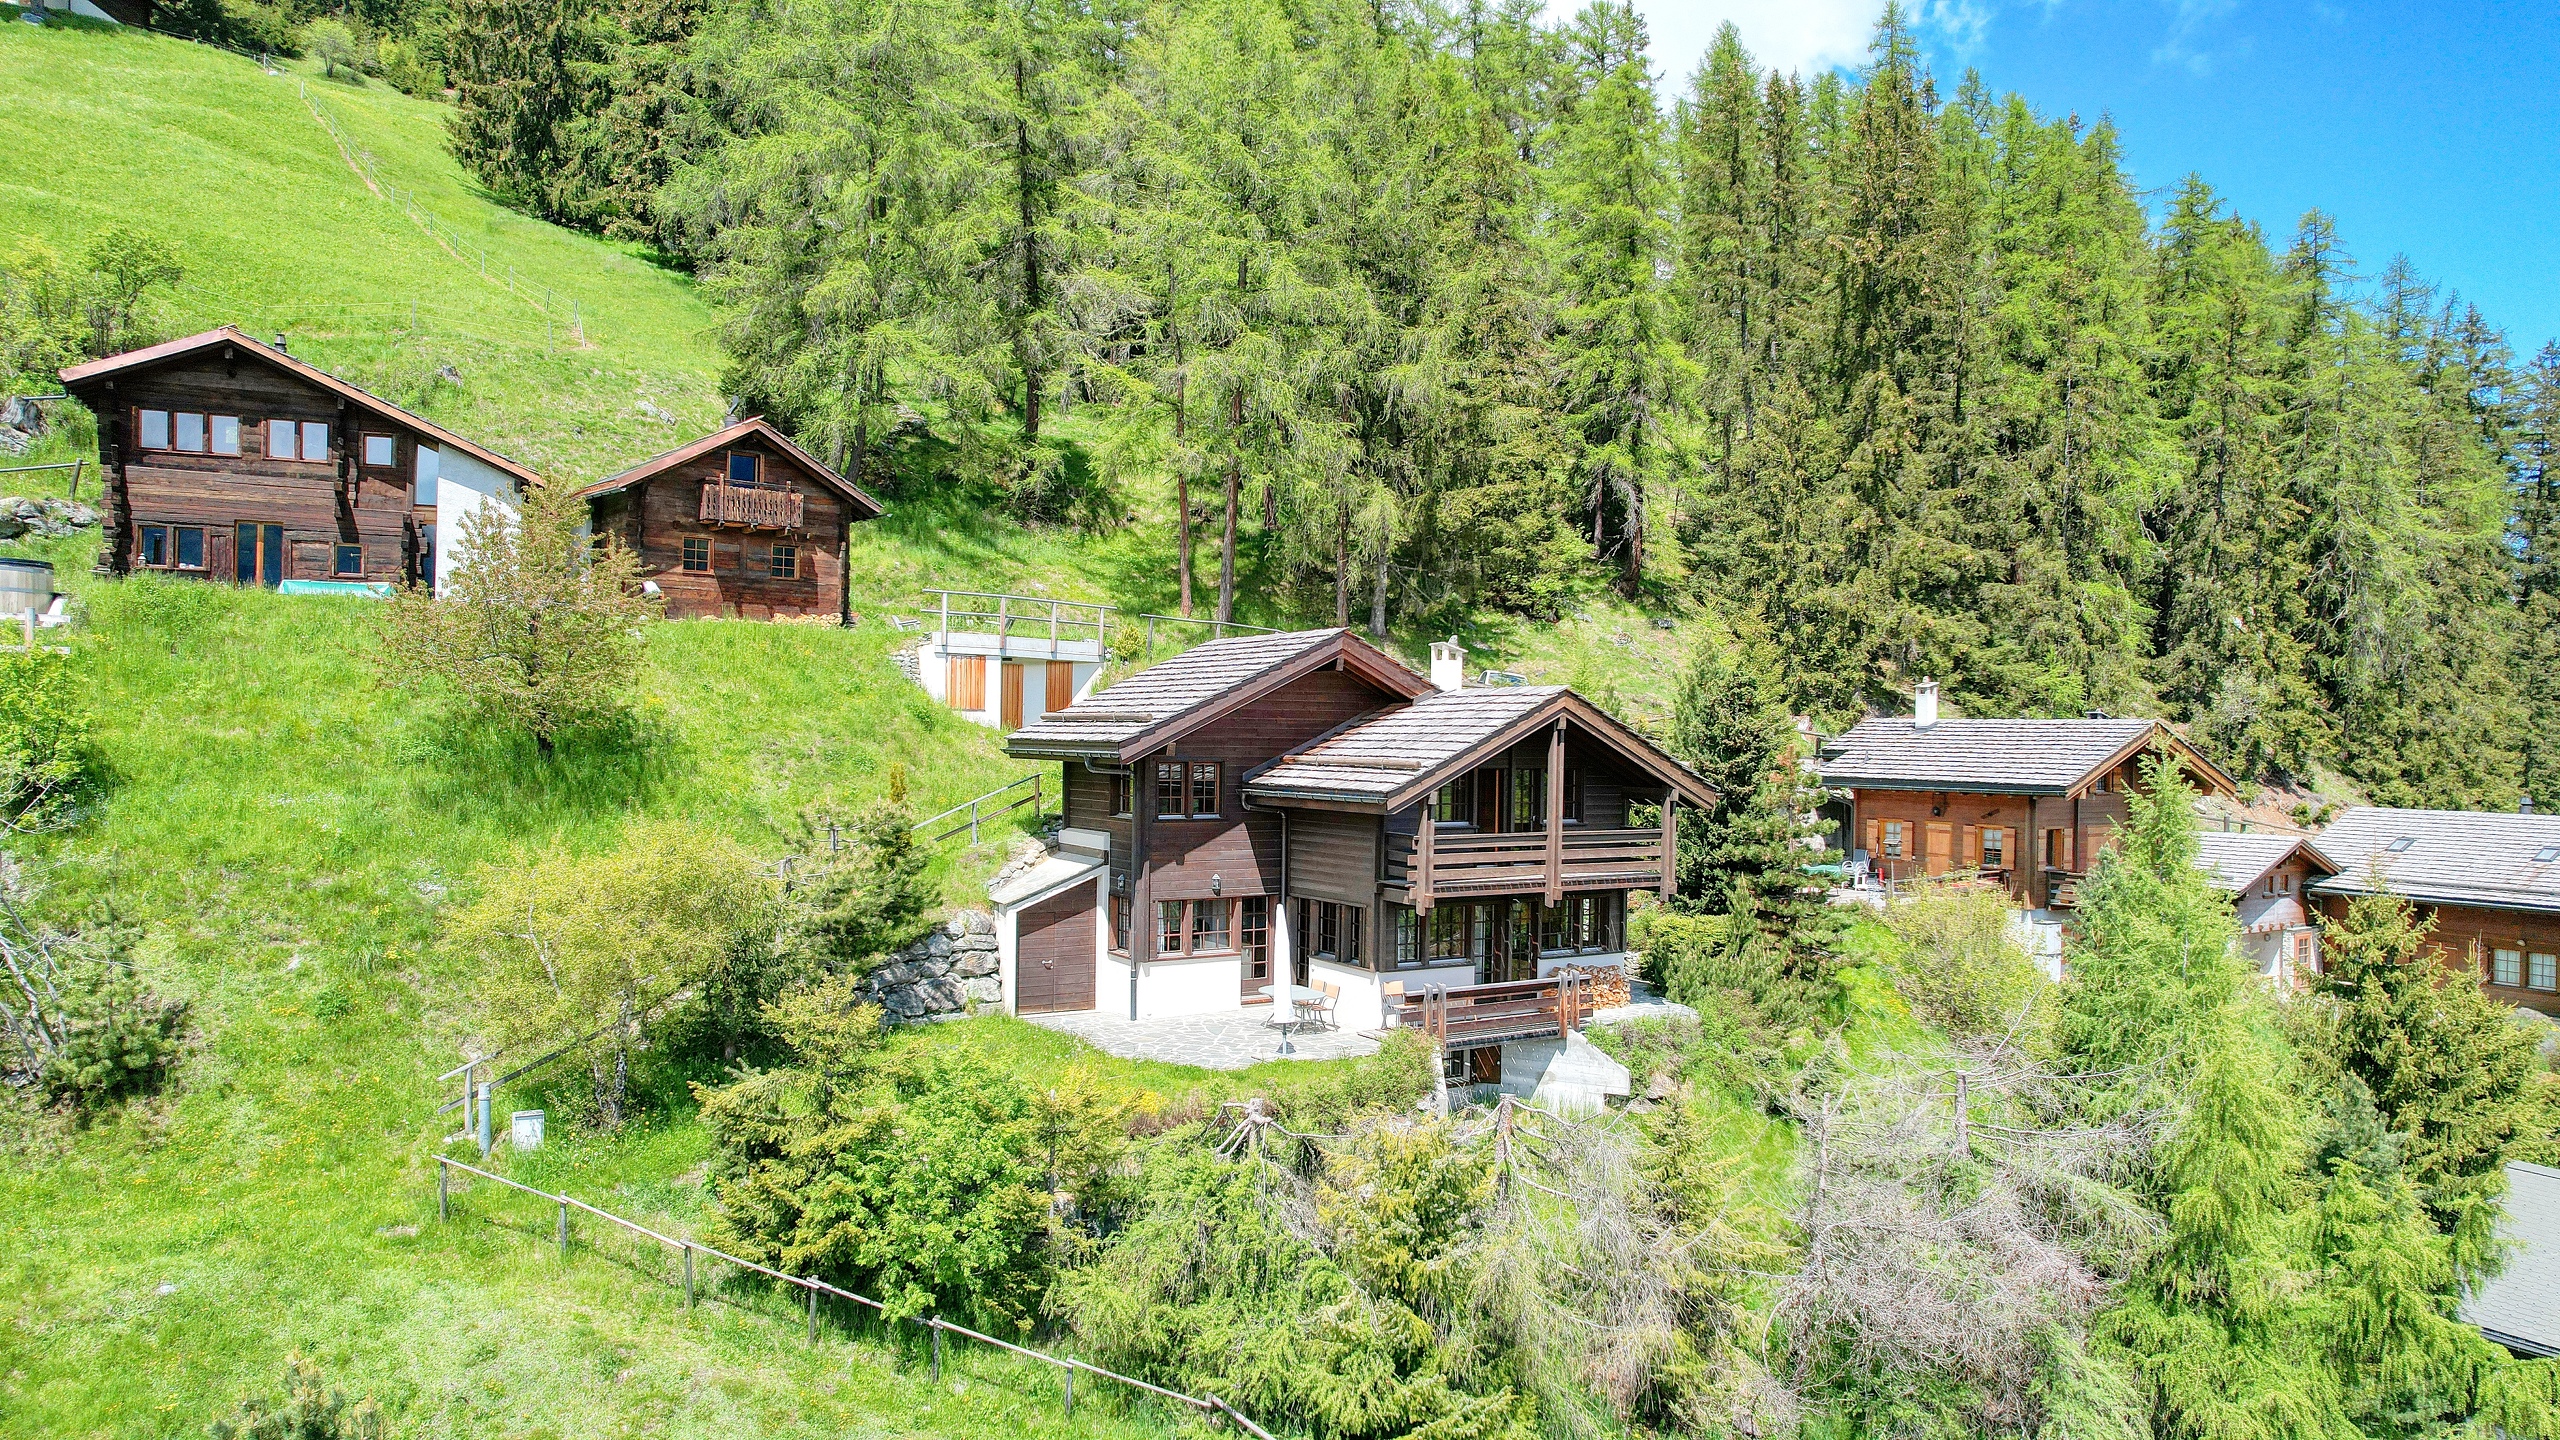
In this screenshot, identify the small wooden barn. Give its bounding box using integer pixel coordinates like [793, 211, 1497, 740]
[579, 418, 882, 622]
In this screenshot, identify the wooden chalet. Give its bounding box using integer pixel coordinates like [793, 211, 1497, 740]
[1816, 682, 2239, 910]
[579, 417, 882, 622]
[2193, 831, 2339, 984]
[988, 629, 1715, 1065]
[2311, 806, 2560, 1019]
[60, 327, 540, 589]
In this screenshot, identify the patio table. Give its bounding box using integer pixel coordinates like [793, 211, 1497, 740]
[1257, 983, 1327, 1055]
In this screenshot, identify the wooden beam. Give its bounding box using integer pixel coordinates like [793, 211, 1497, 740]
[1545, 720, 1565, 905]
[1660, 788, 1677, 900]
[1415, 803, 1435, 915]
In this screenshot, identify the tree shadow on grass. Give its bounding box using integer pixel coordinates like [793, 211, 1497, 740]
[399, 709, 687, 831]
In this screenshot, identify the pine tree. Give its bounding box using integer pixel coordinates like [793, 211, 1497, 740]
[1663, 644, 1828, 967]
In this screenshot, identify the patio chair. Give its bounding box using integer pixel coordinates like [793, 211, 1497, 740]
[1380, 980, 1405, 1029]
[1309, 980, 1341, 1030]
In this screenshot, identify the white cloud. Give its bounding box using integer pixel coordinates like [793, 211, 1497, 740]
[1590, 0, 1996, 97]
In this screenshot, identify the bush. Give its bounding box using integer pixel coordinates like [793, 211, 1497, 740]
[305, 18, 370, 79]
[209, 1352, 381, 1440]
[378, 36, 446, 96]
[152, 0, 303, 56]
[1870, 881, 2051, 1041]
[0, 647, 91, 829]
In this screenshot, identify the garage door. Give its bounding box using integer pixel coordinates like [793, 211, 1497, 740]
[1015, 885, 1097, 1014]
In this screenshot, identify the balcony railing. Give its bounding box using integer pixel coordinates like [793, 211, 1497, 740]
[1387, 826, 1668, 901]
[699, 482, 804, 531]
[1390, 972, 1603, 1048]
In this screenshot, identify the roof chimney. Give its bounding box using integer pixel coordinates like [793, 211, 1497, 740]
[1429, 636, 1466, 694]
[2525, 794, 2535, 816]
[1913, 679, 1939, 732]
[273, 333, 288, 353]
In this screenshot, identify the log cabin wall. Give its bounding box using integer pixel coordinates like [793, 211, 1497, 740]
[86, 353, 429, 585]
[2316, 896, 2560, 1019]
[1851, 789, 2038, 898]
[625, 437, 849, 620]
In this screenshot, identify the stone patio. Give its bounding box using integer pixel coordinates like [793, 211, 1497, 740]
[1027, 1007, 1384, 1070]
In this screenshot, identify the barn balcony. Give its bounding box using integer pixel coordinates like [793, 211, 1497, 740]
[699, 482, 804, 530]
[1386, 826, 1670, 902]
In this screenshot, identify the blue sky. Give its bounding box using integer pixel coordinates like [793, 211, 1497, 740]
[1612, 1, 2560, 354]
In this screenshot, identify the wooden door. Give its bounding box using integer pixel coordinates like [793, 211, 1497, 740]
[1001, 661, 1026, 730]
[1016, 886, 1097, 1014]
[947, 655, 987, 711]
[1045, 659, 1075, 713]
[1924, 822, 1953, 877]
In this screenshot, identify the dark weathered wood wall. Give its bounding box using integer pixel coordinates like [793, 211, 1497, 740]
[610, 437, 849, 620]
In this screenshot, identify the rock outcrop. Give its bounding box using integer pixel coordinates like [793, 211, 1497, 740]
[857, 911, 1001, 1021]
[0, 496, 100, 540]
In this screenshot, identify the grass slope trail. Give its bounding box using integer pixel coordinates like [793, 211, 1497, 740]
[0, 22, 725, 482]
[0, 538, 1188, 1439]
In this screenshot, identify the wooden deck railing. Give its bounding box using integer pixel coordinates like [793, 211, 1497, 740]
[699, 482, 804, 530]
[1387, 826, 1669, 899]
[1392, 972, 1596, 1049]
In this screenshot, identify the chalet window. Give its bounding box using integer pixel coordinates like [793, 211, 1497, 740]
[1297, 899, 1362, 965]
[1391, 906, 1419, 967]
[2533, 953, 2558, 992]
[2494, 949, 2523, 987]
[1431, 781, 1471, 826]
[301, 422, 330, 461]
[1883, 821, 1905, 859]
[135, 409, 168, 449]
[1980, 828, 2007, 869]
[174, 526, 203, 569]
[267, 419, 297, 459]
[1159, 900, 1186, 953]
[681, 537, 711, 572]
[1192, 898, 1230, 952]
[767, 544, 798, 579]
[139, 525, 167, 566]
[1190, 761, 1220, 818]
[1342, 904, 1362, 966]
[173, 412, 206, 452]
[728, 451, 760, 486]
[1564, 769, 1583, 823]
[362, 433, 396, 468]
[1110, 892, 1130, 953]
[414, 445, 440, 505]
[1241, 897, 1269, 980]
[1508, 765, 1545, 832]
[1107, 771, 1133, 817]
[334, 545, 362, 576]
[1154, 761, 1186, 819]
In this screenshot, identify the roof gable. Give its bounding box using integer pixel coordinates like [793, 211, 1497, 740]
[577, 416, 882, 518]
[1818, 716, 2237, 799]
[2192, 831, 2339, 893]
[2310, 806, 2560, 914]
[61, 326, 541, 485]
[1005, 629, 1436, 762]
[1246, 686, 1718, 810]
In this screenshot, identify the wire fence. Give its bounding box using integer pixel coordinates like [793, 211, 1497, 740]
[431, 1156, 1277, 1439]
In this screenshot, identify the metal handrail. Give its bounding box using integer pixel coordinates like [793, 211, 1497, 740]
[432, 1156, 1276, 1438]
[911, 773, 1045, 846]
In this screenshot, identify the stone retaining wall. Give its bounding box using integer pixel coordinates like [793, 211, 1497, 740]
[857, 911, 1001, 1021]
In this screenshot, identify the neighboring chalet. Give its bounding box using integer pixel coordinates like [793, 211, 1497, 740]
[1817, 681, 2240, 910]
[988, 631, 1715, 1060]
[909, 589, 1111, 730]
[2192, 831, 2339, 984]
[2311, 806, 2560, 1018]
[578, 417, 882, 622]
[60, 327, 537, 590]
[2461, 1161, 2560, 1359]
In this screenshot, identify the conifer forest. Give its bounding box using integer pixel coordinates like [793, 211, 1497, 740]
[436, 0, 2560, 809]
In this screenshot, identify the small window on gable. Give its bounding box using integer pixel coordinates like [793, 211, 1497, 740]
[728, 451, 760, 487]
[210, 415, 241, 455]
[173, 412, 206, 452]
[267, 419, 297, 460]
[363, 433, 397, 468]
[300, 421, 329, 462]
[138, 409, 170, 449]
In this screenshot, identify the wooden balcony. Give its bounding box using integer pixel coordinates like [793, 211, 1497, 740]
[1387, 826, 1669, 903]
[1391, 971, 1603, 1048]
[699, 482, 804, 531]
[2043, 868, 2086, 909]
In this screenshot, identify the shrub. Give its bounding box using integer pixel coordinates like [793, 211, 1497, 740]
[209, 1353, 381, 1440]
[38, 949, 189, 1111]
[1871, 881, 2051, 1041]
[0, 647, 90, 829]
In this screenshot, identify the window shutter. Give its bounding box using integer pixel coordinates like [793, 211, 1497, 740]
[1864, 817, 1879, 857]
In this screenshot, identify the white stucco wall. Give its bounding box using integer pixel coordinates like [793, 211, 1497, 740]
[431, 448, 519, 598]
[913, 637, 1103, 729]
[1137, 951, 1245, 1019]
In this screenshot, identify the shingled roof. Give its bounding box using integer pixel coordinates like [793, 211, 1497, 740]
[2310, 806, 2560, 915]
[1817, 716, 2237, 798]
[577, 415, 881, 516]
[1004, 628, 1433, 762]
[2462, 1161, 2560, 1358]
[1243, 686, 1714, 810]
[2192, 831, 2337, 892]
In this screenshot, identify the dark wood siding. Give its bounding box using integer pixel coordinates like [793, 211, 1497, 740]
[1289, 811, 1377, 904]
[625, 437, 849, 620]
[72, 351, 434, 584]
[1016, 883, 1097, 1013]
[2315, 897, 2560, 1019]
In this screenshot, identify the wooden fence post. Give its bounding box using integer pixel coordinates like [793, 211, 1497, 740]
[557, 1199, 569, 1259]
[806, 1286, 817, 1343]
[931, 1321, 942, 1383]
[1064, 1359, 1075, 1415]
[682, 1244, 694, 1307]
